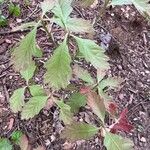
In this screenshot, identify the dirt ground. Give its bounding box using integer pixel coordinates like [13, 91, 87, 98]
[0, 0, 150, 150]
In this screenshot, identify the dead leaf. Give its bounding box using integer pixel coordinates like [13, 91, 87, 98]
[7, 118, 14, 130]
[110, 108, 134, 133]
[19, 134, 30, 150]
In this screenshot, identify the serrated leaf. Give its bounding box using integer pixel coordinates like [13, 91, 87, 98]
[29, 85, 46, 96]
[55, 100, 73, 124]
[12, 21, 38, 32]
[61, 122, 99, 141]
[52, 0, 73, 26]
[67, 92, 86, 114]
[11, 131, 23, 144]
[10, 87, 25, 113]
[20, 62, 36, 83]
[74, 36, 110, 70]
[0, 138, 12, 150]
[97, 77, 123, 101]
[86, 90, 106, 123]
[66, 18, 93, 33]
[104, 132, 134, 150]
[73, 64, 95, 84]
[21, 96, 48, 119]
[44, 37, 72, 89]
[41, 0, 56, 15]
[98, 77, 123, 91]
[111, 0, 132, 5]
[11, 28, 42, 72]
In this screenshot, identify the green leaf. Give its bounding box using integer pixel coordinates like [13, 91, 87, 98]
[98, 89, 111, 101]
[73, 64, 95, 84]
[41, 0, 56, 15]
[98, 77, 123, 91]
[9, 3, 21, 17]
[11, 28, 42, 72]
[44, 37, 72, 89]
[21, 96, 48, 119]
[67, 92, 86, 114]
[0, 15, 7, 27]
[55, 100, 73, 124]
[97, 77, 123, 101]
[10, 87, 25, 113]
[74, 36, 110, 70]
[0, 0, 4, 4]
[0, 138, 12, 150]
[87, 91, 106, 123]
[29, 85, 46, 96]
[11, 131, 23, 144]
[104, 132, 134, 150]
[20, 62, 36, 83]
[66, 18, 94, 33]
[52, 0, 73, 26]
[111, 0, 132, 5]
[61, 122, 99, 141]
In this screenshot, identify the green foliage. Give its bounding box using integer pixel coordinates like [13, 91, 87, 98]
[73, 36, 110, 70]
[29, 85, 46, 96]
[41, 0, 56, 16]
[104, 131, 134, 150]
[10, 87, 25, 113]
[0, 14, 7, 27]
[20, 63, 36, 83]
[0, 138, 12, 150]
[61, 122, 99, 141]
[0, 0, 4, 4]
[52, 0, 73, 27]
[98, 77, 123, 101]
[44, 37, 72, 89]
[8, 0, 134, 148]
[11, 131, 23, 144]
[11, 27, 42, 72]
[21, 96, 48, 119]
[73, 64, 95, 84]
[67, 92, 86, 113]
[8, 3, 21, 17]
[55, 100, 73, 124]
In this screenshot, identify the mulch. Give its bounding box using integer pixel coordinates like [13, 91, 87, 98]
[0, 1, 150, 150]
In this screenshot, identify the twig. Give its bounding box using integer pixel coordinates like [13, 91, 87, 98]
[2, 78, 9, 103]
[41, 20, 56, 47]
[0, 29, 31, 36]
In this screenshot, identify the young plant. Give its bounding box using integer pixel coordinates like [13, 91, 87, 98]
[9, 0, 134, 149]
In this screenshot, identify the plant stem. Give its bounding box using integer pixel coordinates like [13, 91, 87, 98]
[41, 20, 56, 47]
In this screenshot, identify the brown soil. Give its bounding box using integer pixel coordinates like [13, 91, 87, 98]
[0, 1, 150, 150]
